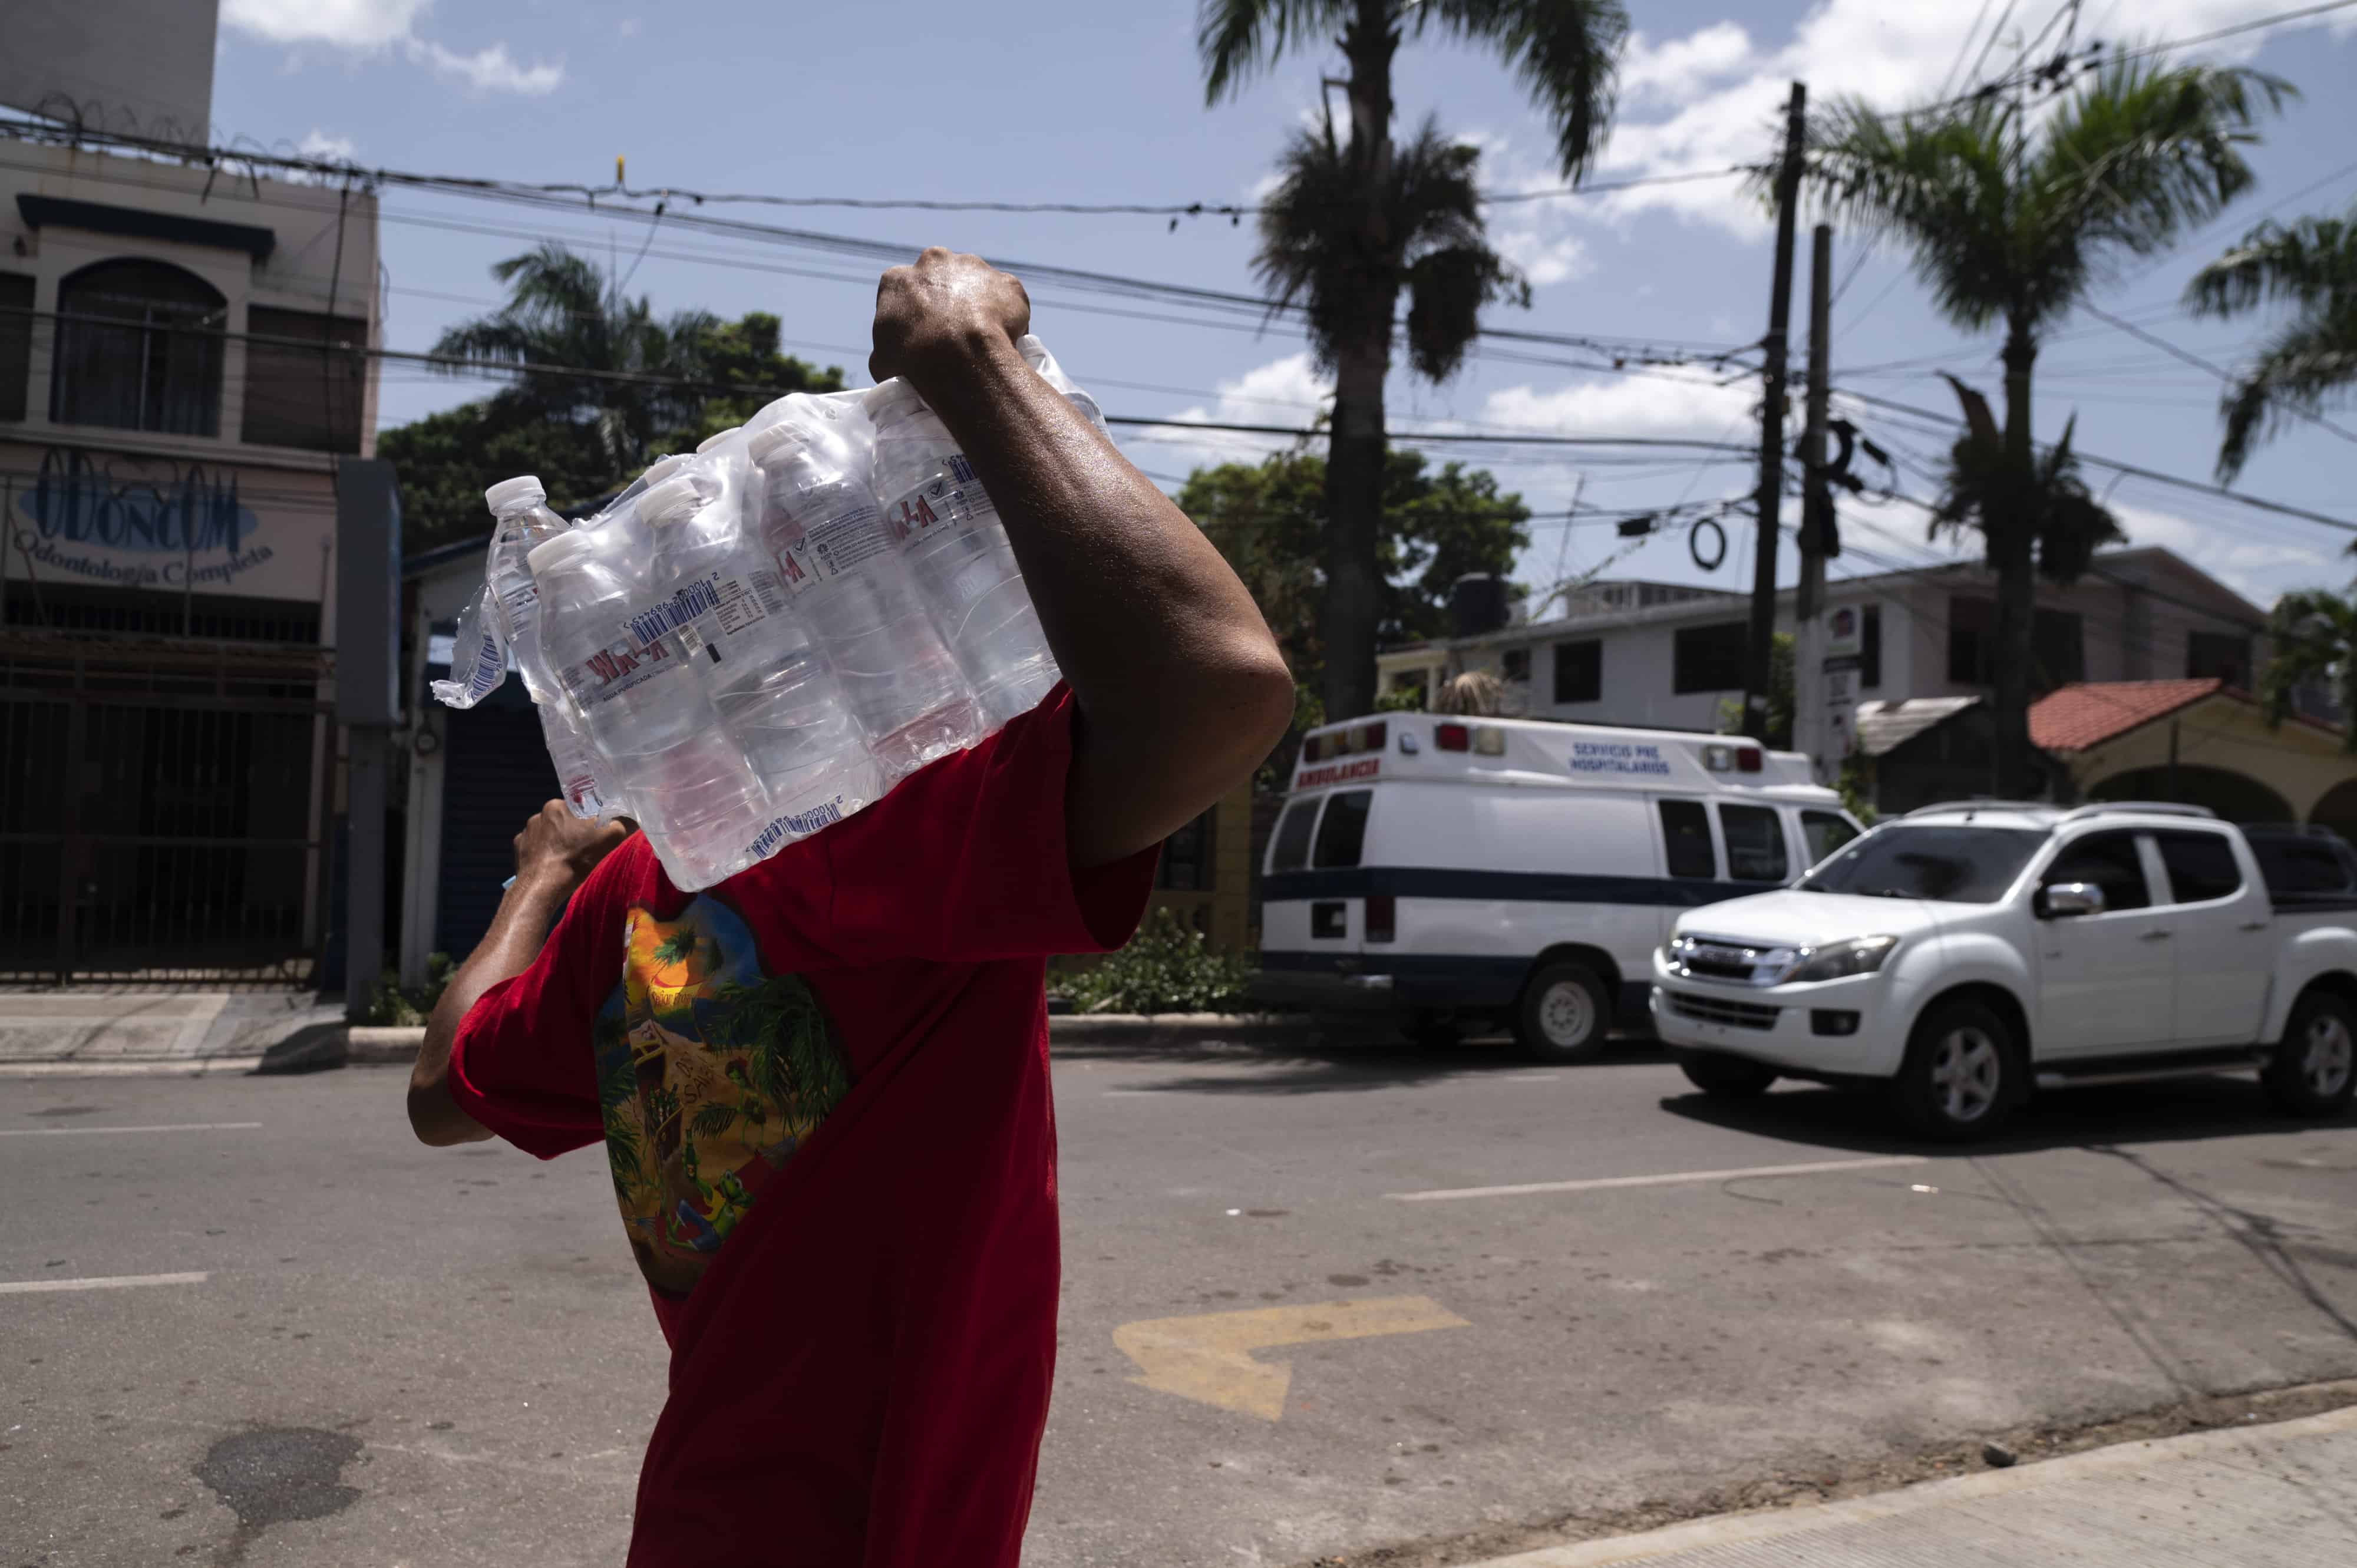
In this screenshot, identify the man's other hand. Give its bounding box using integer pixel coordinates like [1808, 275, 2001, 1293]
[870, 249, 1031, 390]
[514, 802, 632, 892]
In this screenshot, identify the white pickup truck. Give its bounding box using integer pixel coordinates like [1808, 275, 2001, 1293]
[1649, 802, 2357, 1139]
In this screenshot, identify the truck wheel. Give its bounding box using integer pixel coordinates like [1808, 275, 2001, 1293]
[1893, 998, 2019, 1141]
[2262, 990, 2357, 1117]
[1516, 962, 1612, 1061]
[1679, 1051, 1777, 1098]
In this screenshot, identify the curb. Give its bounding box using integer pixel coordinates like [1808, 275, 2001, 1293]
[1452, 1397, 2357, 1568]
[1048, 1012, 1302, 1045]
[0, 1056, 265, 1078]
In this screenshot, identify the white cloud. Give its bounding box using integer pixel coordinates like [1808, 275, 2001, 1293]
[1493, 226, 1590, 288]
[223, 0, 429, 48]
[1592, 1, 2342, 235]
[1481, 371, 1757, 443]
[2105, 501, 2333, 606]
[405, 39, 565, 96]
[223, 0, 563, 97]
[1132, 352, 1335, 469]
[297, 129, 359, 163]
[1620, 22, 1754, 103]
[619, 19, 642, 40]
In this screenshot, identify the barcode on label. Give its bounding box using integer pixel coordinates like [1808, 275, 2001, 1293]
[463, 635, 502, 698]
[947, 453, 978, 484]
[625, 579, 722, 646]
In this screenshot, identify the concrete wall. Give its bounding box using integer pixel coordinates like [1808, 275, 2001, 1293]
[2066, 694, 2356, 825]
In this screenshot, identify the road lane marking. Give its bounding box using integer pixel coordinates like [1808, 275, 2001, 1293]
[1113, 1295, 1468, 1420]
[0, 1272, 208, 1295]
[0, 1121, 262, 1137]
[1386, 1154, 1930, 1202]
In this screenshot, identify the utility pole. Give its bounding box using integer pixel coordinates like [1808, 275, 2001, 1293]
[1796, 223, 1837, 778]
[1742, 82, 1807, 742]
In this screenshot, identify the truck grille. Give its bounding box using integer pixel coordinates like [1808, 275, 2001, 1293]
[1666, 991, 1781, 1031]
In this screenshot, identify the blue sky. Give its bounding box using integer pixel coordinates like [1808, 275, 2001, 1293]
[210, 1, 2357, 612]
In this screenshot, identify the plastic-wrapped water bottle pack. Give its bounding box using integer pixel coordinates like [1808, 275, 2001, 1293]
[431, 335, 1100, 890]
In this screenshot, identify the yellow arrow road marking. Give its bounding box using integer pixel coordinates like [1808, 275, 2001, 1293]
[1112, 1295, 1468, 1420]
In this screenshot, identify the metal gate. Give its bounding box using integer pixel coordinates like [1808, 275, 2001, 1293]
[0, 628, 334, 985]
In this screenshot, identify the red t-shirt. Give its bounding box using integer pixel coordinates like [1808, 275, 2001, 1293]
[447, 686, 1156, 1567]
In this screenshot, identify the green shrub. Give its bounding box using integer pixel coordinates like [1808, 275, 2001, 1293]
[1061, 910, 1257, 1017]
[361, 952, 455, 1026]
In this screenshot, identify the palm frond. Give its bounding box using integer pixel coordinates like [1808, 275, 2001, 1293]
[2028, 60, 2290, 272]
[1794, 101, 2016, 334]
[1932, 383, 2121, 583]
[1197, 1, 1352, 106]
[2259, 590, 2357, 748]
[2188, 213, 2357, 319]
[2214, 313, 2357, 481]
[1422, 0, 1628, 179]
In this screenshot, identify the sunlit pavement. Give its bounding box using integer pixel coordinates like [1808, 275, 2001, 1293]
[2, 1035, 2352, 1566]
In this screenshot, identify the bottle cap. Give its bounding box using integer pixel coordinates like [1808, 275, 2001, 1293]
[639, 475, 702, 524]
[695, 428, 738, 454]
[484, 476, 547, 514]
[744, 419, 808, 468]
[524, 530, 590, 577]
[864, 379, 929, 427]
[641, 454, 688, 488]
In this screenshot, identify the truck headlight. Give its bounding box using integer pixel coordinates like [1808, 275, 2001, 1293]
[1787, 935, 1898, 984]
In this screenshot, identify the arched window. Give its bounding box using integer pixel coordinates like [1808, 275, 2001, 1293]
[49, 260, 226, 436]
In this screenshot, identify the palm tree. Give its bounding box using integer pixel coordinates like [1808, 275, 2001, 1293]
[2186, 205, 2357, 482]
[1800, 58, 2291, 795]
[2259, 588, 2357, 753]
[430, 242, 719, 485]
[1200, 0, 1627, 722]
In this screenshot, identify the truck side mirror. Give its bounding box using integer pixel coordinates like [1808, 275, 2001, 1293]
[2038, 882, 2106, 919]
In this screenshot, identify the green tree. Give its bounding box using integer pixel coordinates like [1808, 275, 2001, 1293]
[1799, 58, 2289, 796]
[2187, 203, 2357, 481]
[1178, 445, 1531, 725]
[382, 246, 840, 553]
[1199, 0, 1626, 723]
[2259, 587, 2357, 754]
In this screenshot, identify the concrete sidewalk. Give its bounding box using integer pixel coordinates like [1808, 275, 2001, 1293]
[0, 989, 343, 1074]
[1465, 1402, 2357, 1568]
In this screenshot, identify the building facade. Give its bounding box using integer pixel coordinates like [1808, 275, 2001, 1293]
[1, 137, 381, 980]
[1380, 549, 2272, 737]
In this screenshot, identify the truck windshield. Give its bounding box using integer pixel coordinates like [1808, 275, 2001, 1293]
[1798, 825, 2045, 903]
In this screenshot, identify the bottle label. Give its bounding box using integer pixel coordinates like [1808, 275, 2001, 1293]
[882, 451, 995, 547]
[623, 568, 787, 649]
[559, 635, 684, 708]
[774, 497, 892, 590]
[496, 578, 540, 639]
[744, 795, 849, 861]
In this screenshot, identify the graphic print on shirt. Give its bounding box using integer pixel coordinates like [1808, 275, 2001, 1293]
[590, 895, 850, 1296]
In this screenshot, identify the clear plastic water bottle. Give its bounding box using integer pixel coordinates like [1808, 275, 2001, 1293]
[866, 380, 1061, 727]
[636, 474, 880, 843]
[747, 407, 981, 784]
[528, 520, 771, 890]
[1017, 334, 1112, 438]
[480, 476, 622, 820]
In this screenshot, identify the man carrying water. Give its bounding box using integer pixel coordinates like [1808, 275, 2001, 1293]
[404, 249, 1293, 1566]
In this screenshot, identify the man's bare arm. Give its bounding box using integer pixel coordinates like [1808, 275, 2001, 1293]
[870, 250, 1295, 870]
[407, 804, 631, 1147]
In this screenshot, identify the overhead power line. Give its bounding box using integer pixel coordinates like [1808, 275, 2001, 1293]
[2081, 303, 2357, 451]
[1833, 385, 2357, 538]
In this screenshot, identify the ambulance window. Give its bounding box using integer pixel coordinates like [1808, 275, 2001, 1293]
[1270, 797, 1318, 872]
[1721, 803, 1790, 883]
[1659, 800, 1716, 880]
[1312, 789, 1374, 869]
[1803, 810, 1861, 866]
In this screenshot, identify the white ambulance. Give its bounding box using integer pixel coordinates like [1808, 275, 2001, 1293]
[1257, 712, 1863, 1058]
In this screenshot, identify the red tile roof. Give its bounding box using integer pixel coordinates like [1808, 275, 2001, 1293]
[2028, 679, 2226, 753]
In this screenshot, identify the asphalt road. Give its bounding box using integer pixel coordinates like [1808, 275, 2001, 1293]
[2, 1034, 2353, 1568]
